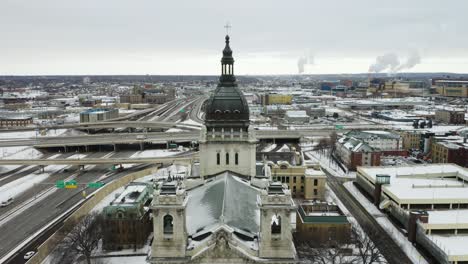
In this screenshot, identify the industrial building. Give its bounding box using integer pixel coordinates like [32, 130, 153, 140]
[260, 94, 293, 105]
[434, 80, 468, 97]
[435, 109, 466, 125]
[356, 164, 468, 263]
[0, 116, 33, 127]
[79, 108, 119, 123]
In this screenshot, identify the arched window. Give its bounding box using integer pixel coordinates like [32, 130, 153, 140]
[233, 110, 240, 114]
[280, 164, 288, 170]
[215, 110, 222, 114]
[224, 110, 231, 114]
[226, 153, 230, 165]
[216, 153, 220, 165]
[235, 153, 239, 165]
[271, 214, 281, 234]
[163, 215, 174, 234]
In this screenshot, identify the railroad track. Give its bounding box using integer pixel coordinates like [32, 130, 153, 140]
[327, 174, 413, 264]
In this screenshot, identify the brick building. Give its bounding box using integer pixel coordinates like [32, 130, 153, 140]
[435, 109, 466, 125]
[102, 182, 153, 250]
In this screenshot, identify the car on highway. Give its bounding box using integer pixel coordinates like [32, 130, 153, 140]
[24, 251, 35, 260]
[0, 197, 14, 207]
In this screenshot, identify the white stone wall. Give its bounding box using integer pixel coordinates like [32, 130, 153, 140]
[259, 208, 295, 259]
[199, 141, 256, 177]
[152, 208, 187, 259]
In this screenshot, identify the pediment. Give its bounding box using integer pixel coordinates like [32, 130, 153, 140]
[191, 227, 255, 264]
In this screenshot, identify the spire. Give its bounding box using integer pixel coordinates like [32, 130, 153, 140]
[222, 35, 233, 59]
[220, 34, 236, 85]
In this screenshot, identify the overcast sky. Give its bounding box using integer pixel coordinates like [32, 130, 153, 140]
[1, 0, 467, 75]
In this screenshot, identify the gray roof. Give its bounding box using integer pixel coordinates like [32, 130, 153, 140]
[186, 172, 261, 236]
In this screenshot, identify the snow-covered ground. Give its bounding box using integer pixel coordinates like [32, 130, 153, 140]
[305, 151, 356, 178]
[181, 119, 202, 127]
[89, 256, 147, 264]
[166, 128, 184, 133]
[0, 129, 66, 140]
[130, 149, 183, 159]
[0, 147, 43, 173]
[0, 171, 50, 202]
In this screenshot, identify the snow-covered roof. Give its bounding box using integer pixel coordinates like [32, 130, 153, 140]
[305, 168, 326, 177]
[186, 172, 261, 237]
[426, 210, 468, 226]
[428, 235, 468, 261]
[285, 110, 308, 118]
[113, 183, 148, 205]
[358, 164, 468, 204]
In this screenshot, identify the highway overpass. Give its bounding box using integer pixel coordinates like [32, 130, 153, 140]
[0, 120, 200, 132]
[0, 124, 392, 148]
[0, 156, 197, 166]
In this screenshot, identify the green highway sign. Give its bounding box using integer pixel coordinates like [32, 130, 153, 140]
[56, 180, 78, 189]
[65, 180, 78, 189]
[56, 180, 65, 189]
[87, 182, 104, 188]
[335, 125, 344, 130]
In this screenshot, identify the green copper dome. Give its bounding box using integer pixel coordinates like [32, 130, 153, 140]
[205, 35, 250, 130]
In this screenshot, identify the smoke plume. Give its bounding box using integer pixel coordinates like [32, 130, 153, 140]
[369, 51, 421, 73]
[396, 51, 421, 71]
[368, 53, 400, 73]
[297, 51, 314, 74]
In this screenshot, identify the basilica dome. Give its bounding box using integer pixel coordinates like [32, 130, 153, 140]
[204, 35, 250, 129]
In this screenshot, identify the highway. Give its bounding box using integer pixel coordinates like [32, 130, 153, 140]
[0, 152, 113, 259]
[0, 97, 205, 262]
[0, 150, 167, 263]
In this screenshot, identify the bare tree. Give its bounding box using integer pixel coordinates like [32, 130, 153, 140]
[352, 228, 387, 264]
[316, 138, 329, 154]
[329, 131, 338, 154]
[296, 240, 357, 264]
[56, 212, 104, 264]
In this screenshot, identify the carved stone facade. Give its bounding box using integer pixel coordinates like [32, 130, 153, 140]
[258, 183, 296, 259]
[150, 178, 297, 264]
[151, 182, 188, 261]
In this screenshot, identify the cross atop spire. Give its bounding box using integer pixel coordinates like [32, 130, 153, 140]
[224, 22, 231, 35]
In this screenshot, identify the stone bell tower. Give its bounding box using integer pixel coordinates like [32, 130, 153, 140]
[151, 181, 188, 262]
[199, 34, 256, 178]
[257, 182, 296, 260]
